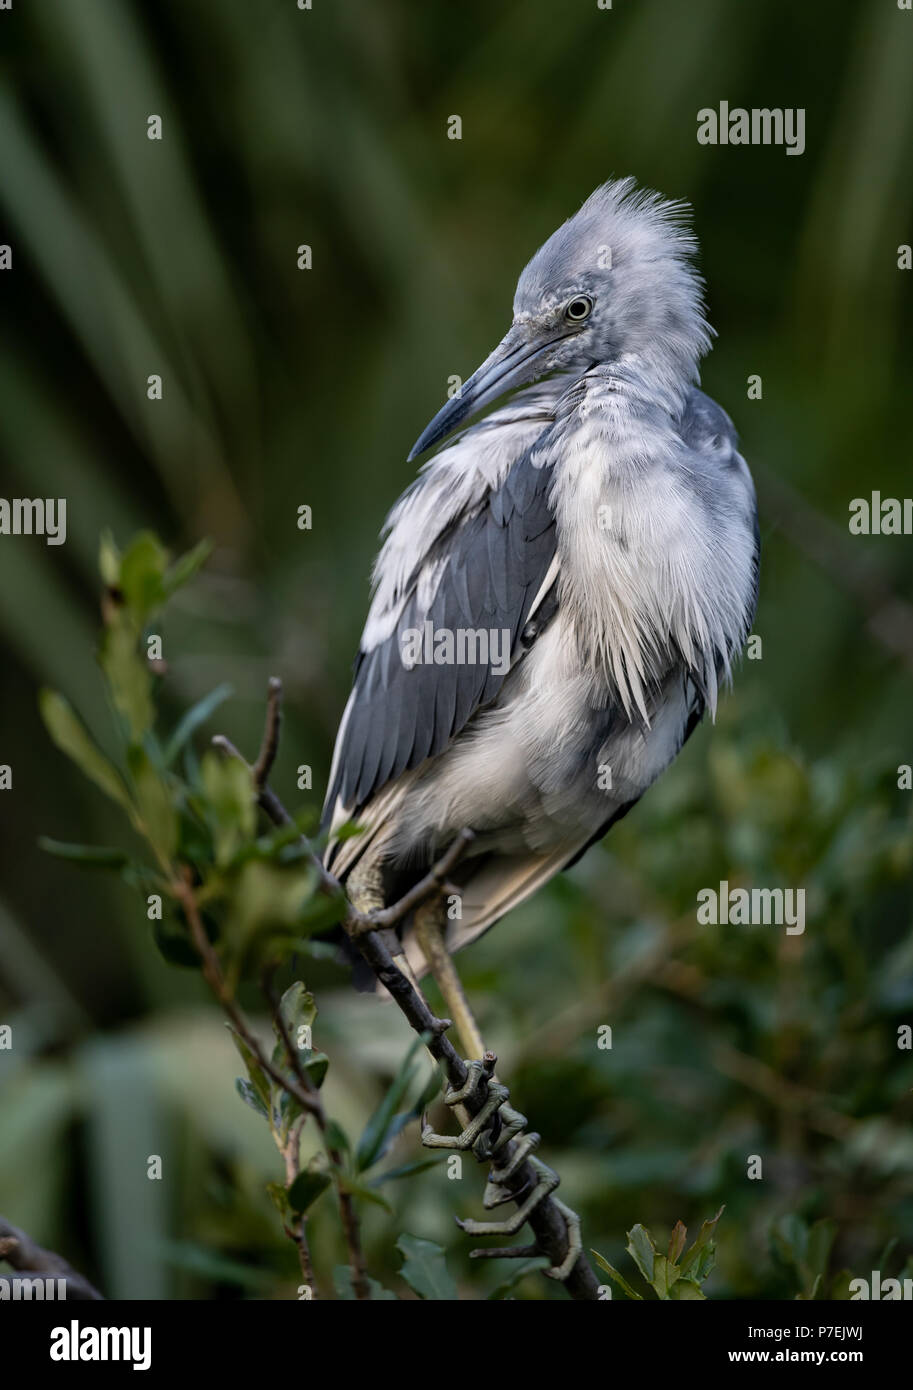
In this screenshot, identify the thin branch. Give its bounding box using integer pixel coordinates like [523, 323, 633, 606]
[0, 1218, 103, 1300]
[261, 965, 370, 1300]
[253, 676, 283, 790]
[212, 679, 601, 1301]
[282, 1115, 317, 1297]
[177, 871, 320, 1118]
[290, 1218, 317, 1295]
[178, 870, 370, 1300]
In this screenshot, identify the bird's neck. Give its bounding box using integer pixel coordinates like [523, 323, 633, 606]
[599, 348, 699, 418]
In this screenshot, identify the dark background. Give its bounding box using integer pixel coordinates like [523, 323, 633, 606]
[1, 0, 912, 1298]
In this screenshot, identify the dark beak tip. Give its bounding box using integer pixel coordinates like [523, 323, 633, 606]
[406, 411, 456, 463]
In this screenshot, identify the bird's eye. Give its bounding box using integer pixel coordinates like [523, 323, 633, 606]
[565, 295, 593, 323]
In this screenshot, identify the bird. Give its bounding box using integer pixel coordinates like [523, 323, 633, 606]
[321, 177, 759, 1059]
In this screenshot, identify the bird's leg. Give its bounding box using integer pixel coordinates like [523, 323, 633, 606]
[347, 852, 424, 989]
[413, 895, 486, 1059]
[351, 859, 582, 1282]
[346, 854, 385, 915]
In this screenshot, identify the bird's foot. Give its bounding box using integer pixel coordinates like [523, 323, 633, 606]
[467, 1194, 583, 1282]
[420, 1054, 581, 1281]
[420, 1056, 509, 1151]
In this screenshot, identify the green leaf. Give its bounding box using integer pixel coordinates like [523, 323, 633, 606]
[163, 682, 233, 766]
[222, 863, 328, 979]
[770, 1212, 805, 1272]
[127, 744, 178, 861]
[669, 1278, 706, 1300]
[235, 1076, 269, 1120]
[37, 837, 128, 869]
[290, 884, 349, 934]
[98, 530, 121, 587]
[303, 1052, 329, 1088]
[287, 1165, 332, 1216]
[396, 1234, 457, 1300]
[99, 618, 154, 741]
[626, 1224, 656, 1283]
[155, 1239, 274, 1292]
[201, 751, 256, 866]
[806, 1218, 837, 1288]
[333, 819, 365, 843]
[486, 1257, 551, 1299]
[275, 982, 317, 1053]
[118, 531, 169, 623]
[335, 1173, 392, 1212]
[668, 1220, 687, 1265]
[591, 1250, 643, 1301]
[273, 1086, 309, 1144]
[39, 688, 134, 813]
[162, 538, 213, 600]
[650, 1253, 668, 1299]
[265, 1181, 292, 1224]
[355, 1034, 432, 1172]
[369, 1155, 445, 1186]
[679, 1206, 724, 1281]
[324, 1120, 350, 1157]
[227, 1026, 270, 1110]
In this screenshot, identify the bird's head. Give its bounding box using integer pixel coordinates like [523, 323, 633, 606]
[408, 177, 712, 460]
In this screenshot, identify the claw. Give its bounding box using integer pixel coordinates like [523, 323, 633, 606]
[444, 1059, 487, 1107]
[457, 1156, 558, 1236]
[420, 1057, 582, 1282]
[544, 1200, 582, 1281]
[421, 1064, 508, 1150]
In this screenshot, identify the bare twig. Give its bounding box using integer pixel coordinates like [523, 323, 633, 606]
[0, 1218, 103, 1300]
[253, 676, 283, 791]
[291, 1218, 316, 1294]
[212, 678, 601, 1301]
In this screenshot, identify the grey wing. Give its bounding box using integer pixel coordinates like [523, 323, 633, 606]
[322, 447, 559, 828]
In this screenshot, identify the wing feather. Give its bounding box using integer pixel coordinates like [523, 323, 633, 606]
[323, 446, 558, 823]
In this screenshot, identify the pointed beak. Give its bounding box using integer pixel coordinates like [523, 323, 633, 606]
[407, 325, 563, 461]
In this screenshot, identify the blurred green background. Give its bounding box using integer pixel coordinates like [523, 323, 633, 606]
[1, 0, 912, 1299]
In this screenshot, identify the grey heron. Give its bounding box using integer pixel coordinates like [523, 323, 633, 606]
[322, 178, 759, 1061]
